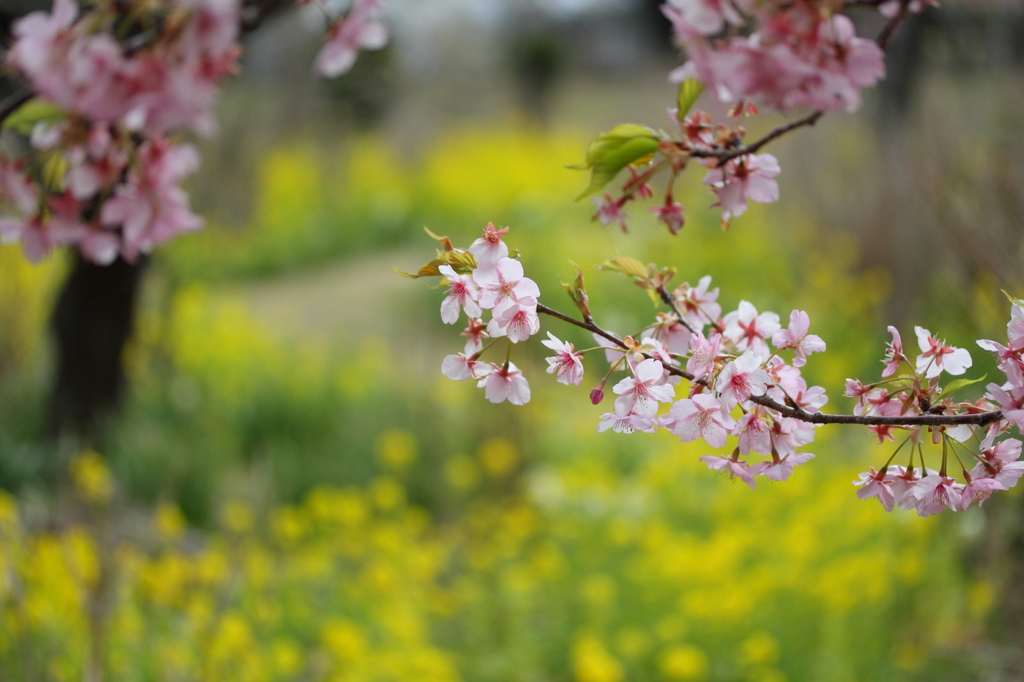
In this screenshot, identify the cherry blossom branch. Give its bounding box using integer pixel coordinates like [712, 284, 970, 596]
[749, 395, 1003, 427]
[535, 303, 1005, 429]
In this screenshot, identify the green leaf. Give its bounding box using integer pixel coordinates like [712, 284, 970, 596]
[572, 124, 661, 200]
[1, 99, 65, 136]
[598, 256, 649, 280]
[1002, 290, 1024, 307]
[394, 260, 445, 279]
[941, 374, 987, 398]
[676, 79, 705, 121]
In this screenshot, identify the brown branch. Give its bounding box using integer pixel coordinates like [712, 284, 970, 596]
[536, 303, 1005, 429]
[876, 0, 911, 50]
[688, 111, 825, 165]
[537, 303, 626, 349]
[655, 285, 697, 335]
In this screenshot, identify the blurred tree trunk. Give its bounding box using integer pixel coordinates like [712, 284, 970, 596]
[47, 255, 147, 441]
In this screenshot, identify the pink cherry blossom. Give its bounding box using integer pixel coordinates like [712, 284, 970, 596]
[957, 475, 1006, 511]
[854, 468, 898, 512]
[882, 325, 904, 377]
[699, 454, 767, 489]
[865, 400, 909, 444]
[649, 201, 685, 235]
[591, 194, 629, 232]
[985, 383, 1024, 431]
[912, 474, 963, 517]
[478, 363, 530, 405]
[914, 326, 972, 379]
[671, 9, 884, 115]
[977, 338, 1024, 387]
[468, 222, 509, 271]
[438, 264, 481, 325]
[766, 358, 826, 412]
[879, 0, 938, 18]
[541, 333, 584, 386]
[100, 138, 203, 260]
[487, 303, 540, 343]
[643, 312, 691, 356]
[629, 336, 674, 368]
[474, 257, 540, 315]
[980, 432, 1022, 465]
[598, 406, 657, 434]
[723, 301, 780, 356]
[612, 358, 676, 418]
[666, 393, 735, 448]
[715, 351, 769, 409]
[461, 318, 489, 355]
[733, 409, 771, 455]
[314, 0, 388, 78]
[702, 154, 780, 224]
[686, 329, 721, 381]
[441, 353, 492, 381]
[664, 0, 743, 36]
[0, 158, 39, 215]
[674, 275, 721, 330]
[6, 0, 78, 88]
[1008, 303, 1024, 349]
[771, 417, 816, 456]
[891, 466, 926, 511]
[0, 215, 51, 262]
[760, 452, 815, 482]
[771, 310, 825, 367]
[680, 110, 715, 148]
[9, 0, 241, 136]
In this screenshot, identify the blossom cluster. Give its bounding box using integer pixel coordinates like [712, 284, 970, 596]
[582, 0, 933, 233]
[665, 0, 888, 114]
[420, 228, 830, 489]
[416, 225, 1024, 516]
[849, 303, 1024, 516]
[592, 281, 827, 488]
[0, 0, 388, 264]
[431, 223, 543, 405]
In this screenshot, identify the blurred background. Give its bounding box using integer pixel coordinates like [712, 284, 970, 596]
[1, 0, 1024, 679]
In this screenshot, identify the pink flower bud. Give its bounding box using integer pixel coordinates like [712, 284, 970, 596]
[590, 388, 605, 405]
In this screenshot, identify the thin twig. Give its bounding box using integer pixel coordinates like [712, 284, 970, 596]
[655, 285, 697, 335]
[876, 0, 911, 50]
[689, 111, 825, 164]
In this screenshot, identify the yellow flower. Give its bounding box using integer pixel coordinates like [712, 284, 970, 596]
[740, 632, 780, 668]
[479, 438, 518, 477]
[322, 618, 368, 664]
[572, 636, 624, 682]
[70, 451, 114, 505]
[658, 644, 709, 681]
[219, 501, 255, 534]
[155, 501, 186, 542]
[376, 430, 418, 470]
